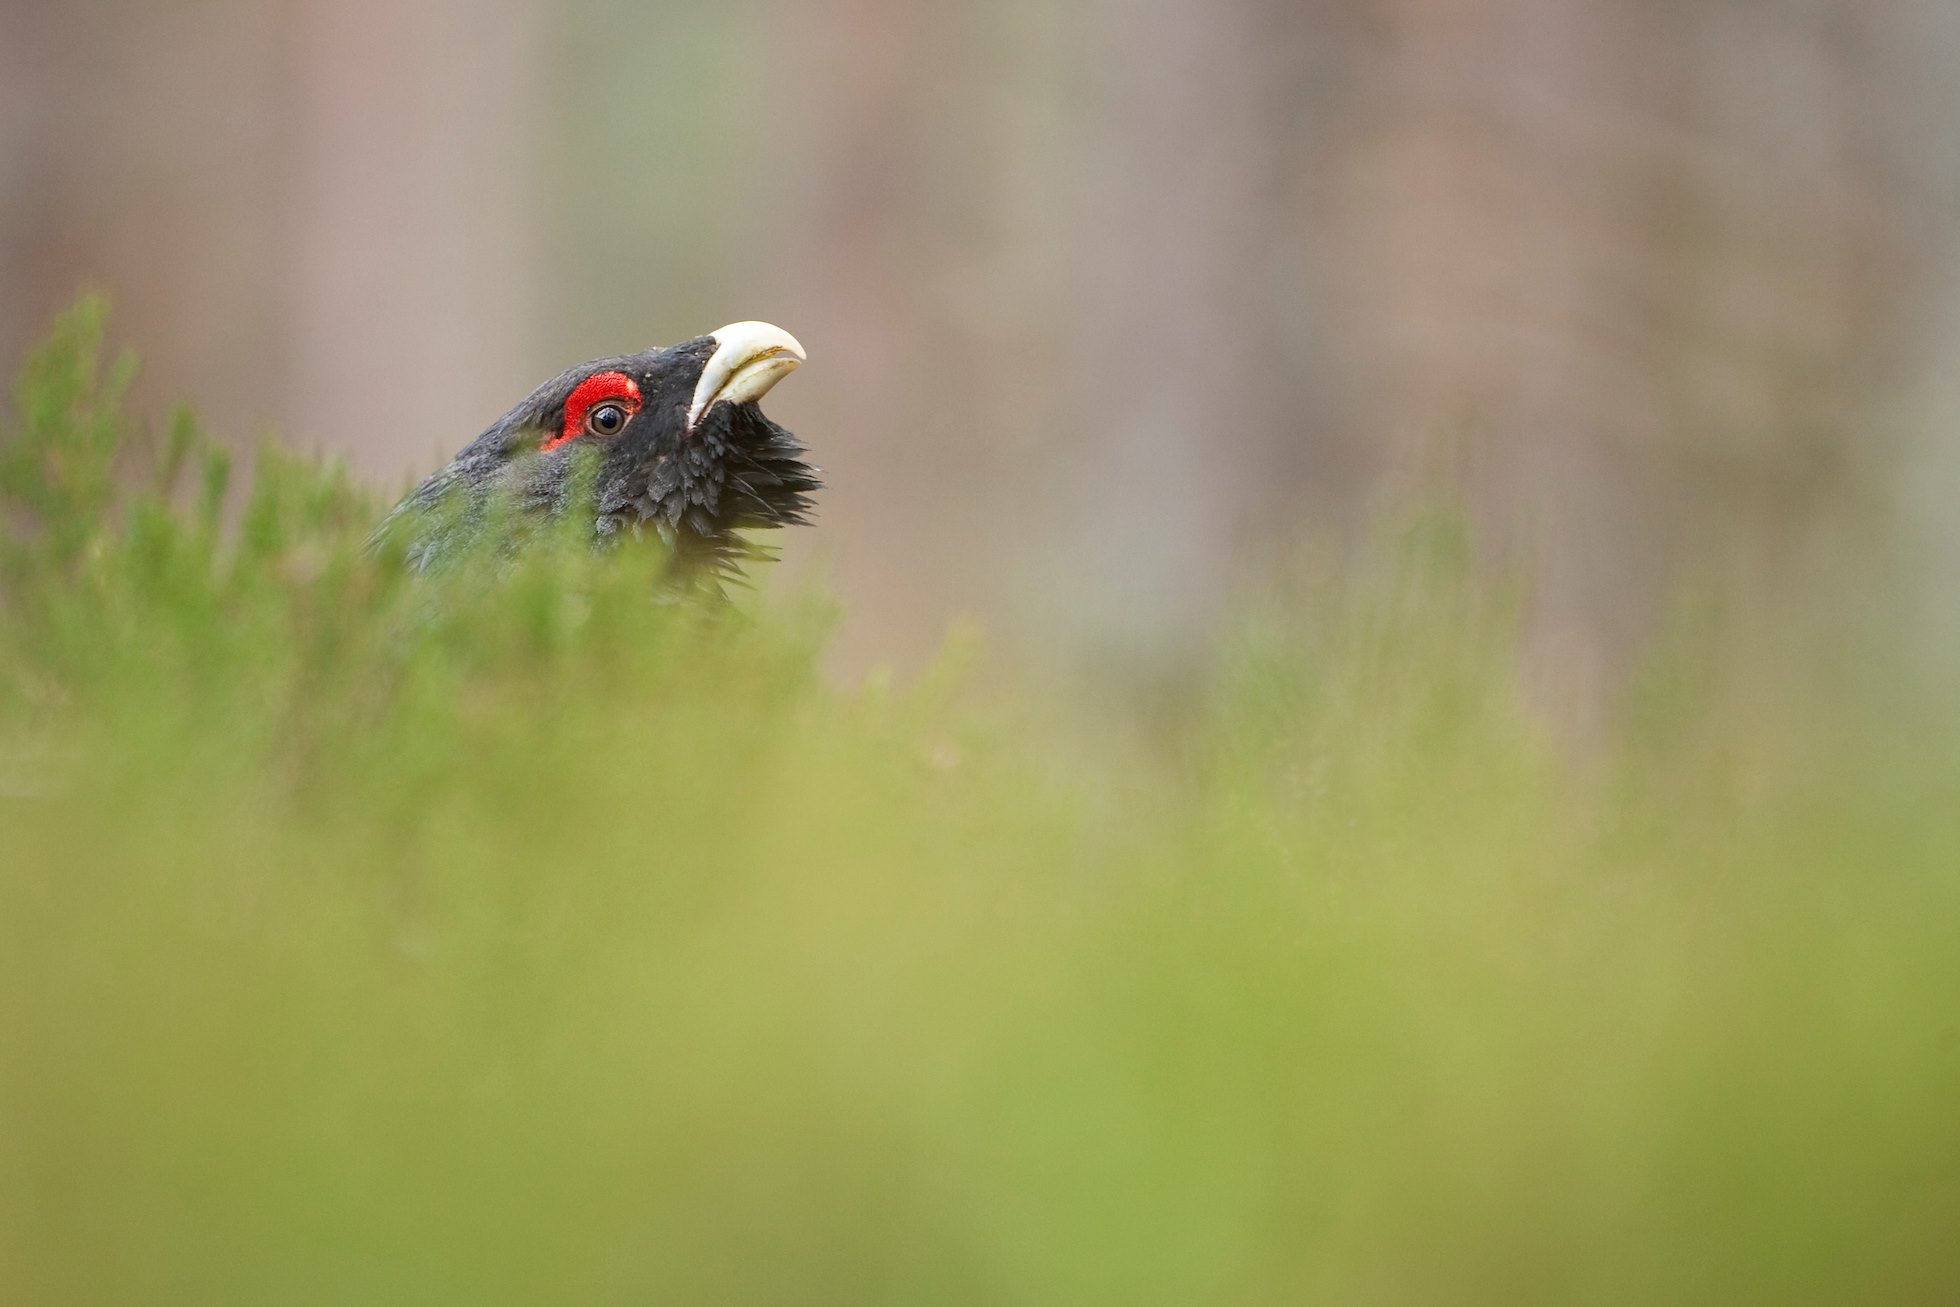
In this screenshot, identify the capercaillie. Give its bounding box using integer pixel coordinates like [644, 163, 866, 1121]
[376, 322, 818, 589]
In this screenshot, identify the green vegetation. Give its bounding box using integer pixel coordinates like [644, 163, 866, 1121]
[2, 303, 1956, 1305]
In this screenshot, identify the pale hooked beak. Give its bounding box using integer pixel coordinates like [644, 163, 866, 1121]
[686, 321, 806, 432]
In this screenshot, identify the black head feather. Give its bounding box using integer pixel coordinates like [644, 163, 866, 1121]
[376, 328, 819, 590]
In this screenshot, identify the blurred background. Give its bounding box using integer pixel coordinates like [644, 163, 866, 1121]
[5, 0, 1959, 684]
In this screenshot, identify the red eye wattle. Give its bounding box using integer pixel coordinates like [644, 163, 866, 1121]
[542, 371, 642, 453]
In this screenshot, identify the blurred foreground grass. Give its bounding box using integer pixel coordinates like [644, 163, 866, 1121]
[2, 304, 1958, 1305]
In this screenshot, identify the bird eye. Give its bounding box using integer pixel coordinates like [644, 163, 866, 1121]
[587, 403, 628, 436]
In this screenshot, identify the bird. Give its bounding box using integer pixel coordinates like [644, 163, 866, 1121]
[375, 322, 819, 588]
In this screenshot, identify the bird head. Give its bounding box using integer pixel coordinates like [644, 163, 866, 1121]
[385, 321, 819, 584]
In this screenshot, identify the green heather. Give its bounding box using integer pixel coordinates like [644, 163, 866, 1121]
[2, 302, 1957, 1305]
